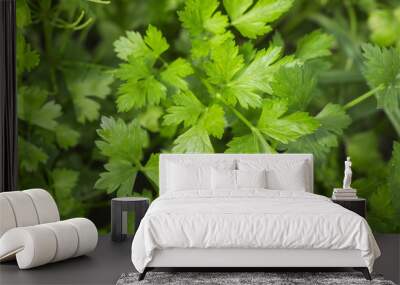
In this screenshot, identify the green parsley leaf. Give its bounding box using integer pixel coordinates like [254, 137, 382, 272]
[225, 132, 260, 153]
[201, 104, 225, 139]
[19, 137, 48, 172]
[96, 116, 148, 162]
[362, 44, 400, 134]
[316, 103, 351, 136]
[55, 124, 80, 149]
[163, 91, 205, 127]
[368, 186, 397, 232]
[142, 76, 167, 105]
[161, 58, 194, 90]
[95, 160, 137, 195]
[18, 86, 61, 131]
[223, 0, 253, 20]
[286, 104, 351, 162]
[178, 0, 228, 36]
[138, 106, 164, 132]
[222, 45, 283, 108]
[116, 81, 144, 111]
[165, 95, 225, 140]
[362, 44, 400, 93]
[347, 131, 385, 175]
[142, 153, 159, 188]
[172, 125, 214, 153]
[258, 99, 320, 144]
[115, 56, 167, 112]
[52, 168, 79, 198]
[52, 168, 80, 217]
[271, 64, 317, 111]
[16, 0, 31, 28]
[242, 46, 284, 93]
[224, 0, 294, 38]
[95, 117, 151, 196]
[144, 25, 169, 58]
[287, 130, 338, 162]
[204, 39, 244, 85]
[16, 34, 39, 75]
[368, 9, 400, 47]
[65, 67, 114, 123]
[295, 30, 335, 61]
[114, 31, 150, 61]
[191, 32, 234, 59]
[114, 57, 150, 81]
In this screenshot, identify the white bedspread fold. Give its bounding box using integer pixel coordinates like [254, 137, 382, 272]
[131, 190, 380, 273]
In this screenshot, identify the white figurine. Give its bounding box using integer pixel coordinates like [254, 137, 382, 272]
[342, 156, 352, 189]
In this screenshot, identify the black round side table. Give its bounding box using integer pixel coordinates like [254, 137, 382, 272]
[111, 197, 149, 242]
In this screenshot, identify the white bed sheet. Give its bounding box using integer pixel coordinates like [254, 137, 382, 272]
[131, 190, 380, 273]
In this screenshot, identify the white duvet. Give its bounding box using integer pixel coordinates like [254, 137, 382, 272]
[131, 190, 380, 273]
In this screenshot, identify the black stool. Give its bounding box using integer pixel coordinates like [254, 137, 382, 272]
[111, 197, 149, 242]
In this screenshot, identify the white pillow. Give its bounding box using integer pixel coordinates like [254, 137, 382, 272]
[237, 159, 309, 191]
[266, 167, 307, 191]
[167, 162, 211, 191]
[236, 169, 267, 189]
[211, 168, 236, 190]
[211, 169, 268, 190]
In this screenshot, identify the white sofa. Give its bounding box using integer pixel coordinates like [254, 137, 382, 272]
[0, 189, 98, 269]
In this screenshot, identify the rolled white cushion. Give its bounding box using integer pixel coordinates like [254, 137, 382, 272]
[66, 218, 98, 257]
[0, 196, 17, 237]
[0, 218, 98, 269]
[0, 189, 60, 239]
[42, 221, 79, 262]
[0, 226, 57, 269]
[24, 189, 60, 224]
[0, 191, 39, 227]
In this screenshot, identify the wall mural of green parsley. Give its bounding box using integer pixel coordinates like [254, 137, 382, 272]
[17, 0, 399, 233]
[95, 0, 400, 232]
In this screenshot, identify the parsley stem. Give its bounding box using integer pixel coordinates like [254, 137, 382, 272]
[134, 159, 144, 171]
[227, 105, 253, 129]
[87, 0, 111, 4]
[212, 90, 274, 153]
[344, 84, 384, 110]
[200, 78, 216, 95]
[227, 105, 274, 153]
[159, 56, 169, 67]
[344, 0, 357, 37]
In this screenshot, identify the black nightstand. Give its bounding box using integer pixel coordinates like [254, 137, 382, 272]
[111, 197, 149, 242]
[331, 198, 366, 218]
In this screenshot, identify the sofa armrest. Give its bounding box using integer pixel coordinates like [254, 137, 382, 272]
[0, 218, 98, 269]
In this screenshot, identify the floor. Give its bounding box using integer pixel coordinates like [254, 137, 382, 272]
[1, 234, 398, 285]
[373, 234, 400, 284]
[0, 235, 134, 285]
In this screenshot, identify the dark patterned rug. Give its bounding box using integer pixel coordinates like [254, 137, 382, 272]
[116, 272, 396, 285]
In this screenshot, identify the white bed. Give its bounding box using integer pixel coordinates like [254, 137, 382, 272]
[131, 154, 380, 280]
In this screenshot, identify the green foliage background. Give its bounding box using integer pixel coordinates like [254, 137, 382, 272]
[17, 0, 400, 233]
